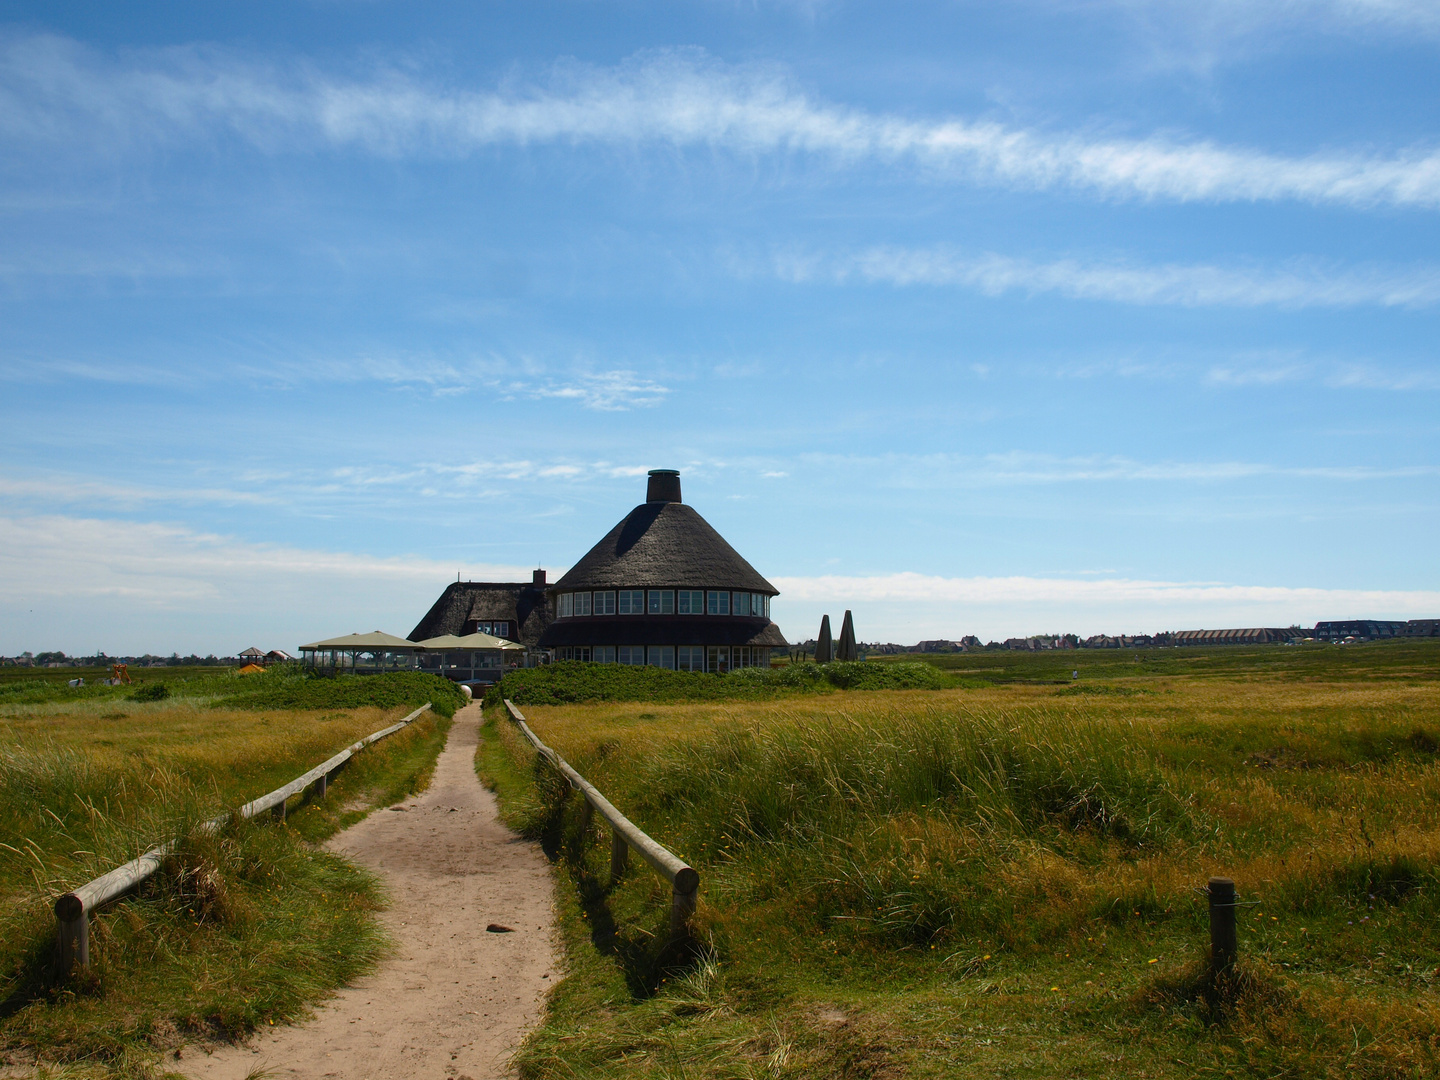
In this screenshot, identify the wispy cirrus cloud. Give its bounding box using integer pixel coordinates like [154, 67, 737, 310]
[520, 370, 670, 411]
[798, 450, 1440, 486]
[5, 36, 1440, 209]
[771, 245, 1440, 309]
[0, 347, 671, 408]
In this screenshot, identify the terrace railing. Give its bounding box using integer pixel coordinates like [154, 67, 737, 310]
[502, 699, 699, 939]
[52, 702, 434, 976]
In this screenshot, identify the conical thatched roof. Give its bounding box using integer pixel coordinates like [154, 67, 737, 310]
[553, 501, 776, 594]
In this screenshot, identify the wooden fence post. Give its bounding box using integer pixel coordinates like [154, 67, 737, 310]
[317, 772, 328, 799]
[610, 826, 629, 881]
[55, 903, 88, 975]
[671, 881, 697, 941]
[1208, 877, 1237, 982]
[271, 799, 285, 822]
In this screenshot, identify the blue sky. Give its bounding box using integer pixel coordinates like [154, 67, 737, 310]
[2, 0, 1438, 654]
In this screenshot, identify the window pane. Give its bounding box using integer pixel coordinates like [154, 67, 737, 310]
[595, 591, 616, 615]
[707, 590, 730, 615]
[649, 589, 674, 615]
[619, 589, 643, 615]
[733, 592, 747, 616]
[576, 592, 592, 616]
[558, 593, 573, 618]
[595, 646, 616, 664]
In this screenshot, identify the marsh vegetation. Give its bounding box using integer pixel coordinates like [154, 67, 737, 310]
[0, 668, 462, 1076]
[482, 641, 1440, 1079]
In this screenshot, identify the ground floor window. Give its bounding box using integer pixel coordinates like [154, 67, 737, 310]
[561, 645, 769, 671]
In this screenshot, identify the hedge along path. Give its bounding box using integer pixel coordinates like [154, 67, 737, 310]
[184, 702, 559, 1080]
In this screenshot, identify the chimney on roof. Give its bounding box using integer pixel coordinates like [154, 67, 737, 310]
[533, 568, 546, 587]
[646, 469, 682, 504]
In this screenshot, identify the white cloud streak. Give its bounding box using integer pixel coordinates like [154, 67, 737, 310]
[4, 36, 1440, 209]
[0, 514, 554, 653]
[773, 246, 1440, 309]
[799, 451, 1440, 486]
[771, 571, 1440, 640]
[774, 571, 1440, 610]
[6, 514, 1434, 651]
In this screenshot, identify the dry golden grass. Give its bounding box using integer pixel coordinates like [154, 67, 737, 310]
[487, 655, 1440, 1079]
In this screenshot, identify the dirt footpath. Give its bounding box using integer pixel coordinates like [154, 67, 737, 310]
[184, 703, 558, 1080]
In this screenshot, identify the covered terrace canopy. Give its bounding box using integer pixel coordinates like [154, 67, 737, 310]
[413, 631, 524, 684]
[299, 631, 419, 672]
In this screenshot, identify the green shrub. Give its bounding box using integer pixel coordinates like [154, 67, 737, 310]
[216, 669, 468, 718]
[128, 682, 171, 702]
[485, 659, 944, 709]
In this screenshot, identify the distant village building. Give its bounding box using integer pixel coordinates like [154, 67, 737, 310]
[409, 570, 552, 649]
[537, 470, 787, 671]
[1313, 620, 1408, 642]
[1171, 628, 1298, 646]
[1405, 619, 1440, 637]
[1083, 634, 1155, 649]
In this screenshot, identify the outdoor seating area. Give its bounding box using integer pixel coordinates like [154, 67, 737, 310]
[298, 629, 526, 685]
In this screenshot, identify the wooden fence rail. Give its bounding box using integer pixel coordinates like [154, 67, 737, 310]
[52, 702, 434, 975]
[502, 699, 699, 939]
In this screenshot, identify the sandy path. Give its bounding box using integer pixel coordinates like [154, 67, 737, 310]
[184, 703, 558, 1080]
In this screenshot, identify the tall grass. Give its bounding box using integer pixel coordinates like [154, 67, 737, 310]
[492, 671, 1440, 1078]
[0, 683, 457, 1075]
[485, 659, 944, 709]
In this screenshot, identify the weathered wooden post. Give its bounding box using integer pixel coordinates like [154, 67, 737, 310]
[317, 771, 328, 799]
[610, 826, 629, 880]
[54, 896, 88, 975]
[1208, 877, 1237, 983]
[671, 865, 700, 941]
[271, 798, 285, 822]
[580, 796, 594, 841]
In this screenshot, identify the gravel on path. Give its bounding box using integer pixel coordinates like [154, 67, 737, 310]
[183, 702, 558, 1080]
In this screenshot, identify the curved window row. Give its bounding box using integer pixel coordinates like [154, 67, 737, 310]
[553, 645, 769, 672]
[556, 590, 770, 619]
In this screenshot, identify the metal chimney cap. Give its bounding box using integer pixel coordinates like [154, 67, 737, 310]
[646, 469, 682, 503]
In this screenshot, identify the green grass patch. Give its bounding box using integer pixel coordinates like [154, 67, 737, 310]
[484, 659, 943, 710]
[480, 651, 1440, 1078]
[0, 680, 458, 1077]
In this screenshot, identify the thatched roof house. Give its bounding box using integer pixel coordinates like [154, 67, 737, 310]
[537, 470, 786, 671]
[408, 570, 552, 649]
